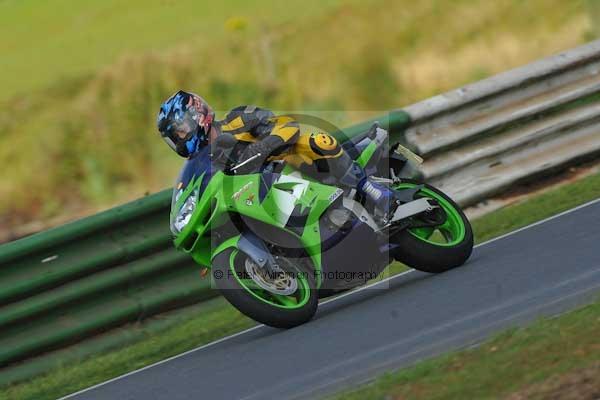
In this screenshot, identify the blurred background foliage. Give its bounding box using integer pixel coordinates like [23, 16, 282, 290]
[0, 0, 595, 239]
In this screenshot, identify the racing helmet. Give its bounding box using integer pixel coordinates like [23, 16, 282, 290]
[157, 90, 215, 157]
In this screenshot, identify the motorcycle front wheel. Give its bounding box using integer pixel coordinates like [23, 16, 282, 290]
[391, 180, 474, 273]
[212, 248, 318, 328]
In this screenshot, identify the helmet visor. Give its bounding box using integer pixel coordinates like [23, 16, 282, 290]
[160, 108, 201, 151]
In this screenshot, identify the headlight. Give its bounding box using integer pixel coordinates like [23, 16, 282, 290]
[171, 189, 199, 234]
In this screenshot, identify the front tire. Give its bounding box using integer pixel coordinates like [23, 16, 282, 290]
[212, 249, 318, 328]
[391, 180, 474, 273]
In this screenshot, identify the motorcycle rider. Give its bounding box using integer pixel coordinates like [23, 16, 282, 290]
[157, 90, 398, 223]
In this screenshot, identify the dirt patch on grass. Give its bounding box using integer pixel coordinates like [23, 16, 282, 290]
[505, 363, 600, 400]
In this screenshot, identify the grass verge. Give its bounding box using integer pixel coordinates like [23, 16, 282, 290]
[2, 171, 600, 399]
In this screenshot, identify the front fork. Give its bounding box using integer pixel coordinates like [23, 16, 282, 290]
[237, 232, 281, 274]
[211, 231, 281, 275]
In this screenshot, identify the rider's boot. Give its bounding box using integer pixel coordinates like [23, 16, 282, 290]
[357, 177, 398, 225]
[336, 157, 398, 225]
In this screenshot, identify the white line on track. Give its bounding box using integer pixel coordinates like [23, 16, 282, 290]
[58, 196, 600, 400]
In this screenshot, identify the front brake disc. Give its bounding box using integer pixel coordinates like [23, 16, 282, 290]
[244, 258, 298, 296]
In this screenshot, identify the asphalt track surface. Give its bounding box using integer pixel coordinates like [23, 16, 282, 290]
[63, 199, 600, 400]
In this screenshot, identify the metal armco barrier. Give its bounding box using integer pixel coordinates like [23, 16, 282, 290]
[0, 190, 218, 371]
[402, 39, 600, 206]
[2, 39, 600, 385]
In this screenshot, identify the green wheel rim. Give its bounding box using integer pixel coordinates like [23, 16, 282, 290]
[393, 183, 466, 247]
[229, 250, 311, 309]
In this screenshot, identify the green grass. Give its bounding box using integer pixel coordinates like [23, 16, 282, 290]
[0, 0, 353, 102]
[0, 0, 590, 234]
[330, 299, 600, 400]
[3, 170, 600, 400]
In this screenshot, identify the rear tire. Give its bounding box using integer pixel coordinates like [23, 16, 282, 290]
[212, 249, 318, 328]
[392, 181, 474, 273]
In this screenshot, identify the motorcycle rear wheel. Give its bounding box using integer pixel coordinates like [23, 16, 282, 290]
[391, 180, 474, 273]
[212, 248, 318, 328]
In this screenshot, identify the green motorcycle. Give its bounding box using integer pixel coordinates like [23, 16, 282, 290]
[170, 124, 473, 328]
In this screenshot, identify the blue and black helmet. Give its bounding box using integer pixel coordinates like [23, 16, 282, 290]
[157, 90, 215, 157]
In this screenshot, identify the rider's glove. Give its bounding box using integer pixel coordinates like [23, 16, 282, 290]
[210, 134, 241, 170]
[235, 135, 284, 174]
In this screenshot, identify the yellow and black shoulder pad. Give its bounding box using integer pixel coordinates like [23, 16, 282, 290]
[219, 105, 275, 135]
